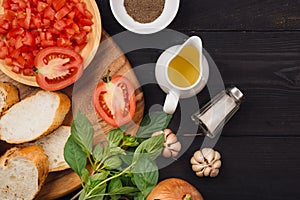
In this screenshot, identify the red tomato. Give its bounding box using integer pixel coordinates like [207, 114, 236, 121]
[0, 0, 93, 76]
[93, 73, 136, 127]
[34, 47, 84, 91]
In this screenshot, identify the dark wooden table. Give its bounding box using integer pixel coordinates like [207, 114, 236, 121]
[65, 0, 300, 199]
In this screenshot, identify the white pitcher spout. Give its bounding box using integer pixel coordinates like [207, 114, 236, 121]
[182, 36, 202, 53]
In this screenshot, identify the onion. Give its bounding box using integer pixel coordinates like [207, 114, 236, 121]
[147, 178, 204, 200]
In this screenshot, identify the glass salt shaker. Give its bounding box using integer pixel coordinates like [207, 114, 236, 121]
[191, 87, 243, 138]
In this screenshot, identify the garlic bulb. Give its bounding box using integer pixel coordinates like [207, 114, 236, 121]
[190, 148, 221, 177]
[152, 129, 181, 158]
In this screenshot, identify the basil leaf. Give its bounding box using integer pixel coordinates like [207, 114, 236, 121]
[86, 183, 106, 200]
[120, 152, 134, 166]
[137, 112, 172, 138]
[71, 111, 94, 154]
[89, 171, 109, 183]
[108, 178, 122, 200]
[133, 154, 158, 198]
[64, 136, 86, 177]
[79, 189, 86, 200]
[93, 142, 103, 162]
[81, 168, 89, 183]
[109, 146, 126, 156]
[103, 156, 122, 170]
[121, 135, 139, 148]
[134, 194, 145, 200]
[107, 128, 124, 147]
[133, 134, 164, 162]
[109, 187, 140, 195]
[108, 177, 122, 191]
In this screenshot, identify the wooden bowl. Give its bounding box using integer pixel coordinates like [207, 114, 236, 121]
[0, 0, 102, 87]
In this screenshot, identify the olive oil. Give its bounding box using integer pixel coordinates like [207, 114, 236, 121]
[168, 45, 200, 88]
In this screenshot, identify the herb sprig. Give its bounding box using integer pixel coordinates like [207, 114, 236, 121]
[64, 111, 172, 200]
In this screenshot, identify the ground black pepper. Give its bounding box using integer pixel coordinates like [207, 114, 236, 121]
[124, 0, 165, 23]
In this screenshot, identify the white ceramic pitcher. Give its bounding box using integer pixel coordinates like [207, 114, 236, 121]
[155, 36, 209, 114]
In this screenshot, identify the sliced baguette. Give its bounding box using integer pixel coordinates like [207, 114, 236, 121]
[0, 91, 70, 144]
[0, 145, 49, 200]
[22, 126, 71, 172]
[0, 82, 19, 116]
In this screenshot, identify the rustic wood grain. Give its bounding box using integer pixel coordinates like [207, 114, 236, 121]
[159, 136, 300, 200]
[0, 30, 144, 200]
[98, 0, 300, 33]
[63, 1, 300, 200]
[118, 32, 300, 137]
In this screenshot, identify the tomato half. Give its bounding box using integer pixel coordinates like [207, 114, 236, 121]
[0, 0, 93, 76]
[34, 46, 84, 91]
[93, 73, 136, 127]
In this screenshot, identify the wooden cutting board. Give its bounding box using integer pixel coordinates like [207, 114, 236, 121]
[0, 30, 144, 199]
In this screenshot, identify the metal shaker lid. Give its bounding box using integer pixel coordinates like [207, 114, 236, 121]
[229, 87, 243, 101]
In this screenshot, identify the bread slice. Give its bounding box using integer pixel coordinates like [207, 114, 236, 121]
[0, 91, 70, 144]
[0, 82, 19, 116]
[22, 126, 71, 172]
[0, 145, 49, 200]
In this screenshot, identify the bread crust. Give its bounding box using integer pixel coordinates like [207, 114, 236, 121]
[0, 145, 49, 199]
[20, 125, 71, 172]
[0, 91, 71, 144]
[48, 125, 71, 172]
[0, 82, 19, 116]
[36, 91, 71, 141]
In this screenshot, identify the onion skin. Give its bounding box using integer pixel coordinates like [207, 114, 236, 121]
[147, 178, 204, 200]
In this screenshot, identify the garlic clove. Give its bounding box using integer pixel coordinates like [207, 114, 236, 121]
[194, 150, 205, 163]
[190, 157, 200, 165]
[214, 151, 221, 160]
[202, 148, 215, 163]
[210, 168, 219, 177]
[166, 133, 178, 145]
[212, 160, 222, 169]
[164, 129, 173, 136]
[196, 171, 204, 177]
[162, 148, 172, 158]
[169, 141, 181, 152]
[151, 131, 164, 137]
[204, 167, 212, 177]
[192, 164, 206, 172]
[171, 150, 179, 157]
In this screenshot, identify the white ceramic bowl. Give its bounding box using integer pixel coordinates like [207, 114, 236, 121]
[109, 0, 180, 34]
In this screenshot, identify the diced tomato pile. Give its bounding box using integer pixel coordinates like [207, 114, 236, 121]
[0, 0, 93, 76]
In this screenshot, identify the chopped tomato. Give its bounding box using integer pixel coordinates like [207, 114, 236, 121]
[52, 0, 65, 11]
[55, 6, 71, 20]
[15, 36, 23, 49]
[0, 46, 9, 59]
[37, 1, 48, 12]
[44, 6, 55, 20]
[93, 72, 136, 127]
[6, 27, 24, 39]
[0, 0, 93, 77]
[4, 10, 16, 21]
[23, 8, 31, 29]
[12, 66, 21, 74]
[5, 57, 13, 66]
[79, 18, 93, 26]
[23, 31, 35, 46]
[53, 20, 67, 31]
[34, 47, 84, 91]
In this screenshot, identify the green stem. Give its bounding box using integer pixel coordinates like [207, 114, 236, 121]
[93, 155, 109, 173]
[102, 70, 111, 83]
[87, 154, 95, 170]
[85, 162, 136, 199]
[71, 190, 82, 200]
